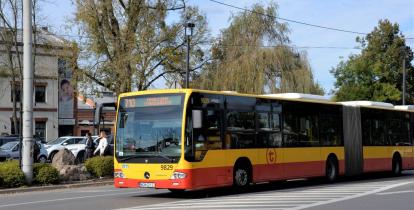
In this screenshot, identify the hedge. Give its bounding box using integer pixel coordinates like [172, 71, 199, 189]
[85, 156, 113, 177]
[0, 160, 25, 188]
[33, 163, 59, 185]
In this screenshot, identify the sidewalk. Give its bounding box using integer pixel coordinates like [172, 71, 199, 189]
[0, 178, 113, 194]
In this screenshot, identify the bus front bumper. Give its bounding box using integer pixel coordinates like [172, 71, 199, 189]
[114, 177, 191, 189]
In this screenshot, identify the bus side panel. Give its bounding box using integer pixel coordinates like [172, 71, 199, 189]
[189, 166, 233, 189]
[397, 146, 414, 170]
[363, 146, 392, 172]
[255, 149, 284, 182]
[281, 148, 324, 179]
[190, 150, 234, 189]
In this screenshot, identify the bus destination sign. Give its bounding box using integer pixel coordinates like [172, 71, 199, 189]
[124, 95, 182, 108]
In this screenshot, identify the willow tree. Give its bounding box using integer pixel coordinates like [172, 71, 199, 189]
[73, 0, 209, 95]
[193, 3, 323, 95]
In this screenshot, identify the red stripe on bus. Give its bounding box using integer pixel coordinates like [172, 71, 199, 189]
[363, 158, 392, 172]
[115, 156, 414, 190]
[364, 157, 414, 172]
[402, 157, 414, 169]
[114, 159, 347, 190]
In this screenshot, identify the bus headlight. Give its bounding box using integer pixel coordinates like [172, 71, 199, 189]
[114, 171, 125, 178]
[170, 172, 187, 179]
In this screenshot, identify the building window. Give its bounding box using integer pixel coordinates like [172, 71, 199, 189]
[10, 83, 21, 102]
[35, 121, 46, 142]
[35, 85, 46, 103]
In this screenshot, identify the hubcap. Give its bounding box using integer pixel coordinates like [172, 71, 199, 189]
[235, 169, 248, 186]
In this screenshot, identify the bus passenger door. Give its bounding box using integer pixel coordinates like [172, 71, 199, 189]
[255, 108, 284, 181]
[282, 111, 323, 179]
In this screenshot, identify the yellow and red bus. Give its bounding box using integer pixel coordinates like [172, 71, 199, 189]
[113, 89, 414, 191]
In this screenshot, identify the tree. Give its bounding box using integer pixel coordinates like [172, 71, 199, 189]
[73, 0, 209, 95]
[193, 3, 323, 95]
[0, 0, 41, 135]
[331, 19, 414, 103]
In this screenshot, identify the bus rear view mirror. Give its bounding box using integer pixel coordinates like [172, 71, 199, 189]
[192, 110, 203, 129]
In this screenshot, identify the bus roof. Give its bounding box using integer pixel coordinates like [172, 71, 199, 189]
[340, 101, 394, 108]
[263, 93, 330, 102]
[118, 89, 414, 112]
[394, 105, 414, 110]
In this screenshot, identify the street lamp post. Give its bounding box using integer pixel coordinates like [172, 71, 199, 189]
[185, 22, 195, 89]
[22, 0, 34, 184]
[401, 46, 406, 105]
[402, 55, 406, 106]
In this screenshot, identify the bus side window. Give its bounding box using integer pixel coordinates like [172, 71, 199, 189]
[193, 109, 222, 157]
[226, 111, 255, 149]
[319, 114, 342, 146]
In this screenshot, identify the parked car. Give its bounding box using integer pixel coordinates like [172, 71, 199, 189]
[0, 140, 48, 163]
[0, 136, 18, 147]
[0, 135, 44, 146]
[45, 136, 86, 162]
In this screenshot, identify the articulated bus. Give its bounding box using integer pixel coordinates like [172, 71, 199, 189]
[113, 89, 414, 191]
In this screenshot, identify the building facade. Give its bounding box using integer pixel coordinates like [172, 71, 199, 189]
[0, 28, 74, 141]
[75, 92, 117, 137]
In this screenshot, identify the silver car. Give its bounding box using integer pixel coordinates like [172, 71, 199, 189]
[0, 141, 48, 163]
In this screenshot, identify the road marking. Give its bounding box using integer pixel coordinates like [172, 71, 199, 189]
[376, 190, 414, 195]
[0, 191, 143, 208]
[75, 189, 121, 193]
[119, 179, 414, 210]
[291, 181, 412, 210]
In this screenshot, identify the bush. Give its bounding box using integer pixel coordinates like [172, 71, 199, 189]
[0, 160, 25, 188]
[85, 156, 113, 177]
[33, 163, 59, 185]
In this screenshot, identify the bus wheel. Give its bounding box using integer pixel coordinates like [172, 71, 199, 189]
[392, 155, 402, 176]
[233, 164, 251, 187]
[325, 157, 338, 182]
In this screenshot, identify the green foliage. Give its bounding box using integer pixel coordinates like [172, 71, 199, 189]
[193, 3, 323, 95]
[33, 163, 59, 185]
[85, 156, 114, 178]
[331, 19, 414, 103]
[73, 1, 209, 94]
[0, 160, 25, 188]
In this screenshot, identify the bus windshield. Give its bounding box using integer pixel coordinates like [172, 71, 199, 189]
[115, 94, 184, 163]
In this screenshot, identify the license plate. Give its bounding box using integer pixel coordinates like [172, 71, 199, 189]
[139, 182, 155, 188]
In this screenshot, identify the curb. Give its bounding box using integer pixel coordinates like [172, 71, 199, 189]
[0, 179, 113, 195]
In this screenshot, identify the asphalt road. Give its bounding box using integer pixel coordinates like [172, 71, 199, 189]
[0, 171, 413, 210]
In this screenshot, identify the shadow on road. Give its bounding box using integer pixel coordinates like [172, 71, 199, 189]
[135, 170, 414, 199]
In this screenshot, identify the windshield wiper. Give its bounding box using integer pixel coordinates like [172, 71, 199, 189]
[118, 153, 176, 163]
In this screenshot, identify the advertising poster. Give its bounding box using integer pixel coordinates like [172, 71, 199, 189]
[58, 59, 74, 119]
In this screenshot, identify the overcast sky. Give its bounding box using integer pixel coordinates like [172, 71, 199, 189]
[42, 0, 414, 94]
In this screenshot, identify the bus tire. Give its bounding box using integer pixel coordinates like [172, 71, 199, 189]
[233, 160, 252, 188]
[392, 154, 402, 176]
[325, 157, 338, 182]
